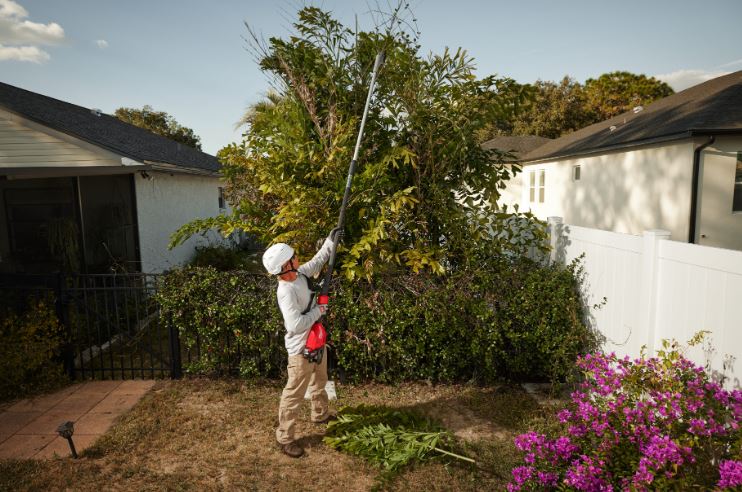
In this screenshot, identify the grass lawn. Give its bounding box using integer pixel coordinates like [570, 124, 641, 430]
[0, 379, 562, 491]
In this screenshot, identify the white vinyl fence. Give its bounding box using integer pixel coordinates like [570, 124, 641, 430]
[548, 217, 742, 389]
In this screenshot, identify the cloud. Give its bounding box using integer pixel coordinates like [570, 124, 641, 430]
[95, 39, 108, 49]
[0, 0, 63, 63]
[0, 0, 26, 19]
[718, 58, 742, 69]
[654, 69, 731, 91]
[0, 0, 64, 45]
[0, 43, 49, 62]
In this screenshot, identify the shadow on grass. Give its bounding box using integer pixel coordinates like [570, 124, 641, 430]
[417, 385, 546, 432]
[297, 433, 326, 450]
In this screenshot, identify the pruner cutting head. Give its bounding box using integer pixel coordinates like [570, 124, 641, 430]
[373, 51, 386, 73]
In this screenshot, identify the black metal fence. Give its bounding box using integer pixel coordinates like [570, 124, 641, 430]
[0, 273, 182, 380]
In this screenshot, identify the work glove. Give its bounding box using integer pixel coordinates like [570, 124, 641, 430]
[317, 304, 327, 315]
[329, 227, 344, 243]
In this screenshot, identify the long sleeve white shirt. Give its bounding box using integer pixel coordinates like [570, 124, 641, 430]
[277, 237, 334, 356]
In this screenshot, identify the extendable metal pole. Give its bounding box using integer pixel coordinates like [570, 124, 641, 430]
[320, 51, 385, 297]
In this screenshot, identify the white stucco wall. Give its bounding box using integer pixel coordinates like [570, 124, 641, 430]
[697, 135, 742, 250]
[498, 141, 697, 242]
[134, 171, 228, 273]
[496, 164, 523, 212]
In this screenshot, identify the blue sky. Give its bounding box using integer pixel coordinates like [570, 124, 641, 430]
[1, 0, 741, 155]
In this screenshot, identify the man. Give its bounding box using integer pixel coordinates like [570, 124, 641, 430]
[262, 229, 340, 458]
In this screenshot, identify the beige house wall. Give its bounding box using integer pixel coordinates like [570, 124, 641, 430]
[0, 108, 122, 169]
[496, 164, 523, 213]
[697, 135, 742, 250]
[497, 137, 742, 251]
[499, 141, 695, 241]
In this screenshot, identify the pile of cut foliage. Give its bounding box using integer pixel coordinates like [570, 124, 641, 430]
[323, 405, 474, 480]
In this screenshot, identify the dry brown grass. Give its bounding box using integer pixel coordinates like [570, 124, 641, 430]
[0, 379, 558, 491]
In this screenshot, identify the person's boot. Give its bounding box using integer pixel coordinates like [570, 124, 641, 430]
[278, 441, 304, 458]
[312, 412, 337, 425]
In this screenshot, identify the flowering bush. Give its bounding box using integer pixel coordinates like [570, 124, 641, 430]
[509, 336, 742, 491]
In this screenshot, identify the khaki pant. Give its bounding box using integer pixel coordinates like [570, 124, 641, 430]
[276, 352, 329, 445]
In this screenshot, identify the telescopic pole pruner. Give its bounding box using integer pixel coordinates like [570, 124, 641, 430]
[317, 51, 386, 304]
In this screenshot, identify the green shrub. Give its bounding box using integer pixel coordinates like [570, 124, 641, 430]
[0, 296, 67, 400]
[331, 275, 484, 383]
[156, 257, 596, 384]
[480, 258, 592, 382]
[333, 258, 595, 384]
[188, 244, 263, 272]
[156, 267, 285, 377]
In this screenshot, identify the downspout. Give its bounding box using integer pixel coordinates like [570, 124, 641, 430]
[688, 135, 715, 243]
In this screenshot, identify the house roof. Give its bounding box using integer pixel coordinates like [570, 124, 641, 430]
[482, 135, 552, 160]
[523, 70, 742, 163]
[0, 81, 220, 173]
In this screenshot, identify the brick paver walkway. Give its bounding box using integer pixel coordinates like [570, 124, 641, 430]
[0, 380, 156, 459]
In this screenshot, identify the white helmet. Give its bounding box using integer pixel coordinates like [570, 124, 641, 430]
[262, 243, 295, 275]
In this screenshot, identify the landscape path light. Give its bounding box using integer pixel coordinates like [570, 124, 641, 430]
[56, 421, 78, 458]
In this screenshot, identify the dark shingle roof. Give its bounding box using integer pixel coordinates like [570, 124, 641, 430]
[523, 71, 742, 163]
[0, 81, 220, 173]
[482, 135, 552, 160]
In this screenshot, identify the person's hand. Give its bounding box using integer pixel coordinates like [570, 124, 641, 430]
[317, 304, 327, 315]
[329, 227, 344, 243]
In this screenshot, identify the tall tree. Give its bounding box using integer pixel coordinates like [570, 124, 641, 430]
[511, 77, 595, 139]
[481, 72, 675, 140]
[583, 71, 674, 121]
[475, 78, 535, 142]
[171, 6, 544, 279]
[114, 105, 202, 150]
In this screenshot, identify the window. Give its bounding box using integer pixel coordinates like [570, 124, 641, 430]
[529, 171, 535, 202]
[5, 186, 75, 262]
[529, 169, 545, 203]
[573, 165, 581, 181]
[733, 153, 742, 213]
[218, 187, 226, 209]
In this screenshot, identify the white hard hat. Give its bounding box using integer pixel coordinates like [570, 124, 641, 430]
[262, 243, 294, 275]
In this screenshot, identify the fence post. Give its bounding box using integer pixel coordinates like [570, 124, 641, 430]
[547, 216, 564, 263]
[55, 273, 76, 381]
[638, 229, 671, 355]
[169, 322, 182, 379]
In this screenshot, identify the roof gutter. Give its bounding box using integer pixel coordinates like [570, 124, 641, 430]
[688, 135, 715, 244]
[1, 163, 152, 180]
[522, 131, 693, 164]
[144, 161, 221, 177]
[522, 128, 742, 165]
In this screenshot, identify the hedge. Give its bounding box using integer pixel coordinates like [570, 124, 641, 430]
[156, 257, 597, 384]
